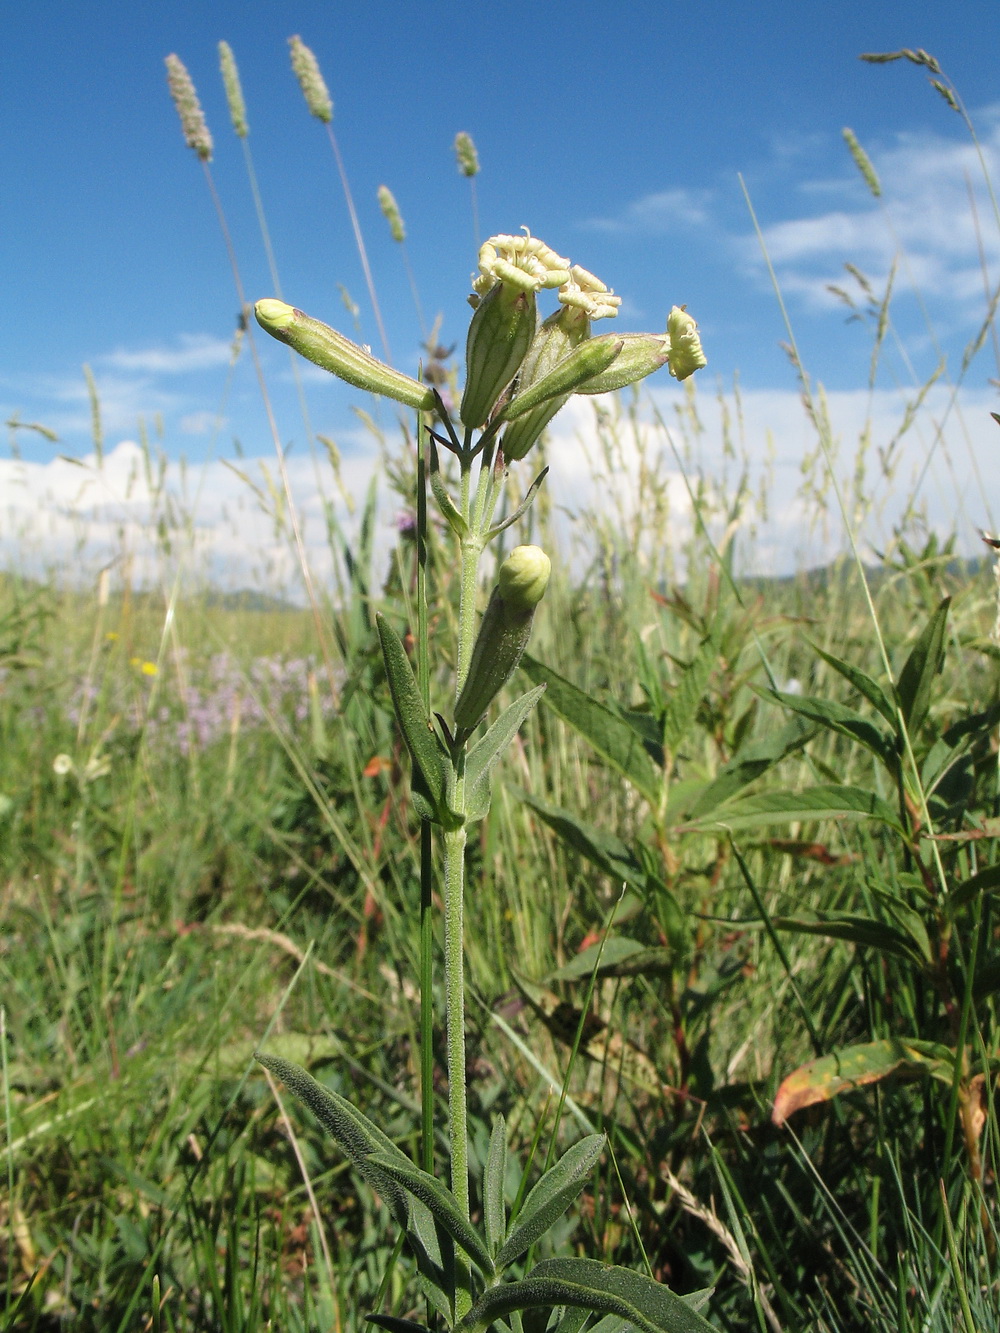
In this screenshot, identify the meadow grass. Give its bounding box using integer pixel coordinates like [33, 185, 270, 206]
[2, 40, 1000, 1333]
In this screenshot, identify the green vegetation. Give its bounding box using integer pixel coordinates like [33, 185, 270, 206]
[3, 37, 999, 1333]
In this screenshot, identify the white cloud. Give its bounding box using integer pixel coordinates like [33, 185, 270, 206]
[744, 112, 1000, 315]
[582, 187, 714, 235]
[2, 374, 995, 598]
[100, 335, 235, 375]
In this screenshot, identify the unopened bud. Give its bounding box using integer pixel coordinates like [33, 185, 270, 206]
[572, 333, 671, 395]
[454, 546, 550, 738]
[666, 306, 707, 380]
[460, 282, 537, 428]
[255, 300, 435, 411]
[499, 306, 588, 461]
[501, 336, 622, 423]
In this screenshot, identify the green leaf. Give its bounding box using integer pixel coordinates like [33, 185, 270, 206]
[948, 862, 1000, 914]
[773, 1037, 954, 1126]
[367, 1152, 495, 1277]
[520, 794, 688, 952]
[895, 596, 949, 733]
[521, 655, 662, 805]
[548, 937, 674, 983]
[484, 1115, 508, 1258]
[761, 689, 894, 767]
[459, 1257, 716, 1333]
[811, 642, 897, 726]
[375, 613, 452, 824]
[496, 1135, 605, 1269]
[680, 718, 814, 820]
[367, 1319, 435, 1333]
[771, 912, 928, 966]
[686, 784, 905, 834]
[465, 686, 546, 823]
[661, 633, 719, 754]
[254, 1052, 409, 1228]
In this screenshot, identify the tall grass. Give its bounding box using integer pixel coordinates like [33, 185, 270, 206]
[2, 40, 999, 1333]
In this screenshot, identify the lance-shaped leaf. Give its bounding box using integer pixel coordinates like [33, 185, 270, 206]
[367, 1152, 495, 1276]
[895, 596, 950, 733]
[255, 1053, 410, 1227]
[458, 1257, 716, 1333]
[548, 937, 675, 983]
[483, 1114, 508, 1257]
[464, 686, 546, 823]
[770, 911, 929, 967]
[367, 1319, 435, 1333]
[375, 613, 452, 824]
[521, 656, 661, 806]
[761, 689, 895, 768]
[811, 642, 897, 726]
[661, 632, 719, 754]
[685, 784, 905, 834]
[519, 793, 688, 953]
[772, 1038, 954, 1126]
[948, 862, 1000, 915]
[680, 718, 814, 820]
[496, 1135, 605, 1269]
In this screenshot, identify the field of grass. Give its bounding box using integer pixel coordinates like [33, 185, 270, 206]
[3, 39, 1000, 1333]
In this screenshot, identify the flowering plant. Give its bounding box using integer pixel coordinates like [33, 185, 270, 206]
[254, 234, 708, 1333]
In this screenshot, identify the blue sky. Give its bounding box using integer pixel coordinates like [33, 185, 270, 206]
[2, 1, 1000, 581]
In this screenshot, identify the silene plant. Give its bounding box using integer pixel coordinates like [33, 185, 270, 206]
[253, 231, 709, 1333]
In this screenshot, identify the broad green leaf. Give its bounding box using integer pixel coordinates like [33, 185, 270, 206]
[459, 1257, 716, 1333]
[681, 718, 814, 820]
[521, 655, 662, 805]
[520, 794, 688, 951]
[895, 596, 949, 733]
[772, 1037, 954, 1126]
[465, 686, 546, 823]
[686, 784, 904, 834]
[255, 1052, 409, 1228]
[496, 1135, 605, 1269]
[948, 862, 1000, 914]
[375, 613, 452, 824]
[771, 912, 927, 966]
[367, 1152, 495, 1276]
[811, 642, 897, 726]
[662, 633, 719, 754]
[548, 938, 675, 983]
[762, 689, 894, 767]
[484, 1115, 508, 1258]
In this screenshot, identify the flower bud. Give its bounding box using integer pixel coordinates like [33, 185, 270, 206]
[498, 305, 589, 461]
[500, 335, 623, 423]
[459, 282, 537, 428]
[454, 546, 550, 738]
[572, 333, 671, 395]
[255, 300, 435, 411]
[666, 306, 707, 380]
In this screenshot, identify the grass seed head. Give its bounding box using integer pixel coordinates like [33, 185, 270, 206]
[165, 54, 213, 161]
[289, 35, 333, 122]
[218, 41, 248, 138]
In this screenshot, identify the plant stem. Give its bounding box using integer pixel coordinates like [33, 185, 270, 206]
[442, 817, 471, 1316]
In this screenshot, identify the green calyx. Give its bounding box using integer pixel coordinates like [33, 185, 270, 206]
[254, 300, 435, 411]
[454, 546, 551, 740]
[571, 332, 671, 395]
[460, 283, 537, 428]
